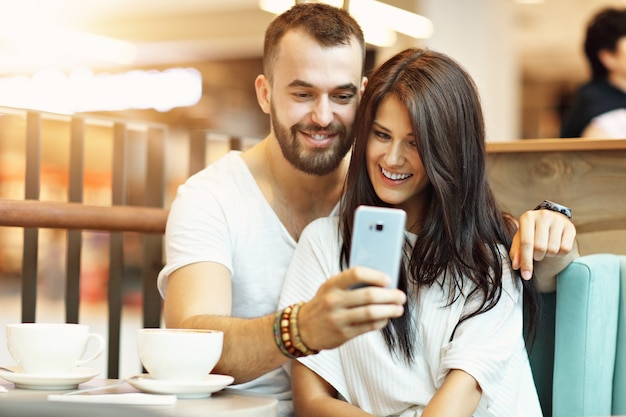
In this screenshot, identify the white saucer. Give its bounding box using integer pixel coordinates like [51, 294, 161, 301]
[0, 366, 100, 390]
[126, 374, 234, 399]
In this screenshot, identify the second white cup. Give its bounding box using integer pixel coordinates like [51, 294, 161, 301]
[137, 328, 223, 381]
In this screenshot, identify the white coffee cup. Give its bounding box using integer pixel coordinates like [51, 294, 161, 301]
[137, 328, 223, 381]
[6, 323, 105, 375]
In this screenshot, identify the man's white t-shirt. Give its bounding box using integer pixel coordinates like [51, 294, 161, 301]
[157, 151, 296, 413]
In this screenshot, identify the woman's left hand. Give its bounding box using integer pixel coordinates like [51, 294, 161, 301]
[510, 209, 579, 291]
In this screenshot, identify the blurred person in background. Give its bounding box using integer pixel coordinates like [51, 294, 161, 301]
[561, 7, 626, 138]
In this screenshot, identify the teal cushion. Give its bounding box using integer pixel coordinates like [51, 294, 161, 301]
[612, 255, 626, 415]
[553, 254, 620, 417]
[527, 291, 556, 417]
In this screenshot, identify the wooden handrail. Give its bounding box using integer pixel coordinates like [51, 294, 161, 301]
[0, 199, 168, 234]
[486, 137, 626, 153]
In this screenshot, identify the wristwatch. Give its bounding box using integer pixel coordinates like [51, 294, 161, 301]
[534, 200, 572, 219]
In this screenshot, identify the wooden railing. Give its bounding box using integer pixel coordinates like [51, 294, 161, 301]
[0, 200, 167, 233]
[486, 138, 626, 256]
[0, 109, 168, 378]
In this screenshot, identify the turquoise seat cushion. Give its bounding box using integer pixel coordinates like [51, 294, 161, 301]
[553, 254, 620, 417]
[612, 255, 626, 415]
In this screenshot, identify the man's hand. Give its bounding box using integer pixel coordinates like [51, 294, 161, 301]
[510, 209, 579, 291]
[296, 267, 406, 352]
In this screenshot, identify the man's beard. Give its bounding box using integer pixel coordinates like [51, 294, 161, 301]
[270, 106, 353, 176]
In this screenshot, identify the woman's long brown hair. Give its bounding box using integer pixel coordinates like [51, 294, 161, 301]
[339, 48, 540, 361]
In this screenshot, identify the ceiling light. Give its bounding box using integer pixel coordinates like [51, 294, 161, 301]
[0, 17, 136, 71]
[350, 0, 433, 39]
[258, 0, 433, 44]
[258, 0, 295, 14]
[0, 68, 203, 115]
[360, 26, 397, 47]
[259, 0, 344, 14]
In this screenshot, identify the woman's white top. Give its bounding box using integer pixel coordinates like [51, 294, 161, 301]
[279, 216, 542, 417]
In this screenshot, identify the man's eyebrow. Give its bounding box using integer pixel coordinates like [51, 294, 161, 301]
[287, 79, 358, 93]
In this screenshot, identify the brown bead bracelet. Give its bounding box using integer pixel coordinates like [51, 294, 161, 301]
[273, 302, 318, 358]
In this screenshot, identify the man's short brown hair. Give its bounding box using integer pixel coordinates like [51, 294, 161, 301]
[263, 3, 365, 82]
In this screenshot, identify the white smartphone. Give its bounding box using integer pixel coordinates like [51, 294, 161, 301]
[349, 205, 407, 289]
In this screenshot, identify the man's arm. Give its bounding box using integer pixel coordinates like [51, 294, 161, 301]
[164, 262, 283, 383]
[510, 208, 580, 292]
[164, 262, 406, 384]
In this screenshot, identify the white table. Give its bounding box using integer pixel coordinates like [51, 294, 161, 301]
[0, 378, 278, 417]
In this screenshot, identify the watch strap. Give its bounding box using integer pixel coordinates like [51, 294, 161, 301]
[534, 200, 572, 219]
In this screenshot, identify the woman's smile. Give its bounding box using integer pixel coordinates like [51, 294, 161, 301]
[380, 166, 413, 181]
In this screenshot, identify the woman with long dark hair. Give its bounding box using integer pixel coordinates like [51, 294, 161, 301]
[279, 48, 542, 416]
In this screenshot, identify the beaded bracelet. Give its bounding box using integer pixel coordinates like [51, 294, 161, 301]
[289, 302, 319, 356]
[273, 304, 301, 359]
[273, 303, 319, 358]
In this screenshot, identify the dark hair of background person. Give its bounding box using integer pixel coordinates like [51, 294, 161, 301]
[338, 48, 540, 362]
[584, 7, 626, 79]
[262, 2, 366, 83]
